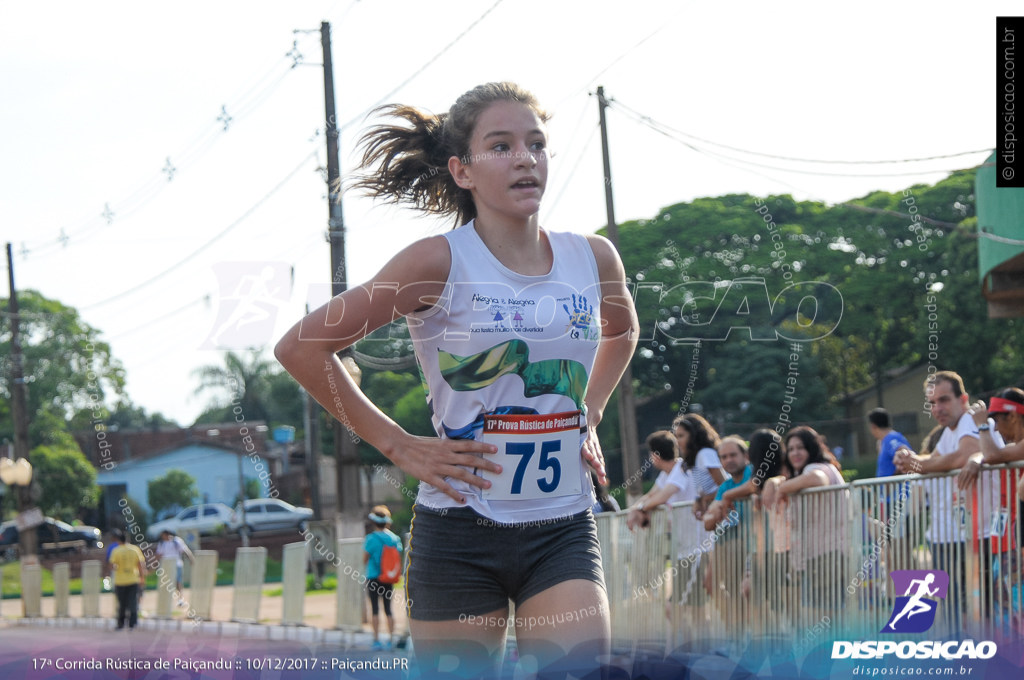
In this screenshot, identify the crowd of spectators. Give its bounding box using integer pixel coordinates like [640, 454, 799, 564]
[623, 370, 1024, 632]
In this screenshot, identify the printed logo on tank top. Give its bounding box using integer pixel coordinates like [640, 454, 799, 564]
[560, 293, 598, 341]
[470, 292, 544, 334]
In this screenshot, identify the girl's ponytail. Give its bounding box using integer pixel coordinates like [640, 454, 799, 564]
[351, 82, 548, 227]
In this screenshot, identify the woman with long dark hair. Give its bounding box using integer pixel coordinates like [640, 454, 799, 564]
[672, 413, 725, 518]
[762, 426, 847, 618]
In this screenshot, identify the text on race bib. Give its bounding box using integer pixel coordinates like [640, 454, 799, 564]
[480, 411, 583, 501]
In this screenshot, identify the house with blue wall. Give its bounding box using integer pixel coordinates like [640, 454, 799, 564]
[97, 441, 272, 518]
[78, 422, 285, 525]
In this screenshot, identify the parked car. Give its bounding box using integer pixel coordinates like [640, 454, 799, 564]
[0, 518, 103, 557]
[146, 503, 235, 540]
[230, 498, 313, 534]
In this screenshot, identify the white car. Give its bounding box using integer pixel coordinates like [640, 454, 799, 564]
[231, 498, 313, 534]
[146, 503, 235, 540]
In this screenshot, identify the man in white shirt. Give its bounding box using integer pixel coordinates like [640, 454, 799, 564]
[894, 371, 997, 632]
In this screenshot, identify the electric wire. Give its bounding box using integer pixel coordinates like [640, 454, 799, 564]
[608, 98, 990, 178]
[544, 121, 601, 222]
[337, 0, 505, 132]
[107, 296, 211, 342]
[23, 33, 319, 260]
[555, 3, 692, 110]
[610, 99, 991, 166]
[81, 149, 319, 311]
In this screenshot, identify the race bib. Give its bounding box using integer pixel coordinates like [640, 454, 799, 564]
[480, 411, 583, 501]
[990, 508, 1010, 538]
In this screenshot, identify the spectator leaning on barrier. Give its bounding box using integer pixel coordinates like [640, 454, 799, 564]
[673, 414, 725, 522]
[973, 387, 1024, 508]
[703, 436, 753, 531]
[894, 370, 995, 630]
[961, 387, 1024, 624]
[869, 408, 912, 478]
[627, 430, 708, 616]
[713, 430, 791, 616]
[627, 431, 695, 530]
[762, 426, 846, 616]
[702, 436, 752, 622]
[363, 505, 403, 651]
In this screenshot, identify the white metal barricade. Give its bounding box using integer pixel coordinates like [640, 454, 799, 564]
[598, 462, 1024, 656]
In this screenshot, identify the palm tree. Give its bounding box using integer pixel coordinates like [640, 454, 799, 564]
[192, 350, 276, 425]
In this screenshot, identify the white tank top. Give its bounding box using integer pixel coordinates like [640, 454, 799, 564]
[407, 221, 602, 523]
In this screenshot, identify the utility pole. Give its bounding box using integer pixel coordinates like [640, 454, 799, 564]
[5, 243, 37, 558]
[303, 303, 322, 521]
[320, 21, 362, 538]
[596, 88, 643, 502]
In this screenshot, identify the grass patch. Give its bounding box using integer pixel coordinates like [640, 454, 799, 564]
[207, 558, 283, 587]
[264, 573, 339, 597]
[1, 562, 86, 599]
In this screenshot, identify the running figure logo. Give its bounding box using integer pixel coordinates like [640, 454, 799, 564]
[200, 262, 291, 349]
[882, 570, 949, 634]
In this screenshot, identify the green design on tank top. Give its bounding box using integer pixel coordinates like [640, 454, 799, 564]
[438, 339, 588, 409]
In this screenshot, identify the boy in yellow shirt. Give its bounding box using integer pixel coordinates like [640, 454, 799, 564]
[108, 528, 147, 629]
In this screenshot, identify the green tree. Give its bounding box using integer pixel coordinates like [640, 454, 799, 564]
[147, 469, 199, 517]
[232, 477, 261, 506]
[29, 444, 100, 521]
[0, 291, 127, 448]
[608, 166, 1023, 432]
[69, 401, 179, 433]
[119, 494, 150, 535]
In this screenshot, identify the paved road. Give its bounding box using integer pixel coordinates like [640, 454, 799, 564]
[0, 623, 410, 679]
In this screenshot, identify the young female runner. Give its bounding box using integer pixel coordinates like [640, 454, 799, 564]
[276, 82, 638, 678]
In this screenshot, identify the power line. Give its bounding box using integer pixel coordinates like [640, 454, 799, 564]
[977, 229, 1024, 246]
[556, 3, 692, 110]
[609, 99, 986, 179]
[337, 0, 505, 132]
[610, 99, 991, 166]
[107, 295, 210, 341]
[82, 149, 319, 311]
[544, 121, 600, 221]
[23, 33, 319, 260]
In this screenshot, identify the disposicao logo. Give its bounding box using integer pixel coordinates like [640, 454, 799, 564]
[882, 569, 948, 634]
[831, 569, 998, 661]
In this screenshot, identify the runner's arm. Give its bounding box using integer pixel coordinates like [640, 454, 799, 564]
[275, 237, 501, 503]
[581, 235, 639, 484]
